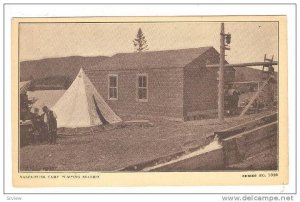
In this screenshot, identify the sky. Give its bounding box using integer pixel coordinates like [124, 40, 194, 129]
[19, 21, 278, 65]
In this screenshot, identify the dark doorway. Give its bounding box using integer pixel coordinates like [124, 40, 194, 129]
[92, 95, 109, 125]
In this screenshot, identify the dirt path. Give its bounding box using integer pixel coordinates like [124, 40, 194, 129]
[20, 113, 270, 171]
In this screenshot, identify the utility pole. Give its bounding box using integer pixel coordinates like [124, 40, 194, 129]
[218, 23, 231, 122]
[218, 23, 225, 122]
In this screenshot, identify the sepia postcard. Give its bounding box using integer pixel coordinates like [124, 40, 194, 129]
[11, 16, 288, 187]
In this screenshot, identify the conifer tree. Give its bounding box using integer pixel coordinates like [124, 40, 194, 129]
[133, 28, 148, 52]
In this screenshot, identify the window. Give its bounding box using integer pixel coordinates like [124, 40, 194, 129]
[108, 74, 118, 100]
[137, 74, 148, 101]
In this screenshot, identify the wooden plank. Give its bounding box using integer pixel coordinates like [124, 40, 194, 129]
[148, 148, 224, 171]
[239, 76, 271, 116]
[222, 121, 278, 166]
[213, 112, 277, 140]
[223, 121, 277, 142]
[206, 61, 278, 68]
[186, 109, 217, 117]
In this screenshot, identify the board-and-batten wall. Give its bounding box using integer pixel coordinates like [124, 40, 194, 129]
[183, 68, 219, 118]
[87, 67, 184, 120]
[182, 48, 236, 119]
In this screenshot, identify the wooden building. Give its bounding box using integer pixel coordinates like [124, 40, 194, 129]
[86, 47, 235, 121]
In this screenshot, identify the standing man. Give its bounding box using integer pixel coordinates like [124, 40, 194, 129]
[231, 90, 240, 115]
[42, 106, 57, 144]
[31, 108, 43, 144]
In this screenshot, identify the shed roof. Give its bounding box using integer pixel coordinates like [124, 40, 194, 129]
[90, 46, 214, 71]
[20, 80, 31, 94]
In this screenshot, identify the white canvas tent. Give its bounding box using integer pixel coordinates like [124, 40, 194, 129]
[52, 68, 122, 128]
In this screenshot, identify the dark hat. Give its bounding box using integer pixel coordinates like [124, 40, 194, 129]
[42, 106, 48, 110]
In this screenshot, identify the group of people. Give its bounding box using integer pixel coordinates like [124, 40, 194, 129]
[29, 106, 58, 145]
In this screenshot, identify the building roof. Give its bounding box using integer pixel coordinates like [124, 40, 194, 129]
[20, 80, 31, 94]
[90, 47, 214, 71]
[234, 66, 278, 82]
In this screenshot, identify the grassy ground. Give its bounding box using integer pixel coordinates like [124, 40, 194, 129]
[20, 113, 270, 171]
